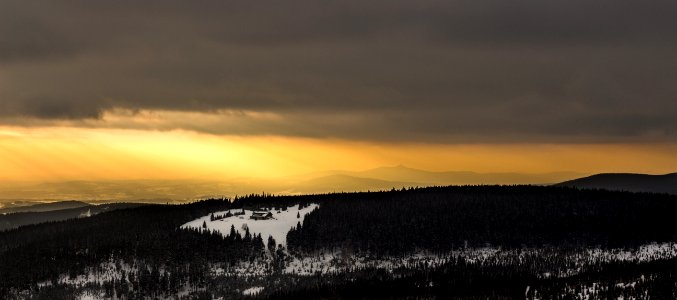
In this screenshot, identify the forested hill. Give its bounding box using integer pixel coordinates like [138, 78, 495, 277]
[557, 173, 677, 195]
[2, 186, 677, 298]
[288, 185, 677, 253]
[0, 203, 145, 231]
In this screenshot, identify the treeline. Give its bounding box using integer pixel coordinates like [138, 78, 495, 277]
[288, 186, 677, 254]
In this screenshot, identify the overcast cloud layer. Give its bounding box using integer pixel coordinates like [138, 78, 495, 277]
[1, 0, 676, 142]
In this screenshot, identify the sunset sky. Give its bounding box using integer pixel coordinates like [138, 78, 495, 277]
[2, 0, 677, 184]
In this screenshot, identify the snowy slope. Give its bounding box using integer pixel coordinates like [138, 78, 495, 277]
[181, 204, 319, 247]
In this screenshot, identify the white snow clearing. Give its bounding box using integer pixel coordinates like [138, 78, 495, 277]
[242, 286, 264, 296]
[180, 204, 319, 246]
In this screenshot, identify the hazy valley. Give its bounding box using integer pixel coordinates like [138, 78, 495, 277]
[0, 166, 586, 205]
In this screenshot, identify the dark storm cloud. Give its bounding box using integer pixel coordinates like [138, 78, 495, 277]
[1, 0, 677, 142]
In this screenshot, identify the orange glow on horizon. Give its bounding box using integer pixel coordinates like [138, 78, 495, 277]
[1, 125, 676, 183]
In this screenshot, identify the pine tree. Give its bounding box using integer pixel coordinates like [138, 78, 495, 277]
[254, 234, 265, 251]
[229, 224, 236, 239]
[202, 220, 207, 229]
[244, 227, 252, 242]
[267, 235, 277, 253]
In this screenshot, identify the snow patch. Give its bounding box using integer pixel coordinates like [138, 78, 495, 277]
[77, 291, 104, 300]
[242, 286, 264, 296]
[79, 208, 92, 218]
[181, 204, 319, 246]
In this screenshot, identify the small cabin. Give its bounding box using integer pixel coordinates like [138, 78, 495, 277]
[250, 211, 273, 220]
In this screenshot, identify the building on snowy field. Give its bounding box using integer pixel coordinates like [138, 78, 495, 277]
[250, 211, 273, 220]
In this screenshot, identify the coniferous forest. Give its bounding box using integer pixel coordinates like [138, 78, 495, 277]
[2, 186, 677, 299]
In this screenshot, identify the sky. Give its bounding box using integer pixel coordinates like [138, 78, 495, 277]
[1, 0, 677, 184]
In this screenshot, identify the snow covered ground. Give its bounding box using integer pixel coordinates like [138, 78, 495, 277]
[209, 242, 677, 278]
[77, 291, 103, 300]
[242, 286, 264, 296]
[585, 242, 677, 263]
[33, 242, 677, 300]
[181, 204, 319, 246]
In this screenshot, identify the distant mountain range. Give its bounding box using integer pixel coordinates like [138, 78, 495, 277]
[282, 166, 583, 194]
[0, 166, 588, 202]
[338, 165, 582, 185]
[0, 169, 675, 218]
[284, 174, 418, 194]
[556, 173, 677, 195]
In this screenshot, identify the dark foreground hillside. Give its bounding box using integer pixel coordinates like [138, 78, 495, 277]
[288, 186, 677, 253]
[1, 186, 677, 299]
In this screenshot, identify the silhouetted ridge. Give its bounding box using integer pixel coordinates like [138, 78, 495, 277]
[0, 200, 89, 214]
[556, 173, 677, 195]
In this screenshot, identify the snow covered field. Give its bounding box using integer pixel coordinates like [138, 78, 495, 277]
[36, 242, 677, 299]
[181, 204, 319, 246]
